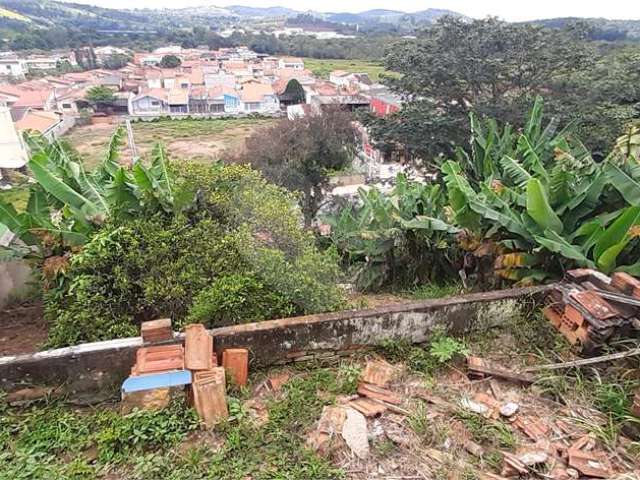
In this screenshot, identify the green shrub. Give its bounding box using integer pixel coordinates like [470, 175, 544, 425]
[188, 274, 295, 327]
[45, 162, 345, 347]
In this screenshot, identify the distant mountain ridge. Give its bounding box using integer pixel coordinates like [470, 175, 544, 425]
[0, 1, 639, 40]
[0, 1, 466, 25]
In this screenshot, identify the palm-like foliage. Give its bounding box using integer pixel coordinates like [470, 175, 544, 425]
[442, 98, 640, 279]
[0, 127, 177, 257]
[326, 174, 460, 290]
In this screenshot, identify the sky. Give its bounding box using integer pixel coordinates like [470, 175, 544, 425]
[67, 0, 640, 22]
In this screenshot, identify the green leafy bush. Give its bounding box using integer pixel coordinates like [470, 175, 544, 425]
[188, 274, 295, 327]
[45, 162, 345, 347]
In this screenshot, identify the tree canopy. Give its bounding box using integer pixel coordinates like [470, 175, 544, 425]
[85, 85, 116, 103]
[366, 17, 639, 163]
[227, 108, 357, 226]
[282, 79, 306, 104]
[159, 54, 182, 68]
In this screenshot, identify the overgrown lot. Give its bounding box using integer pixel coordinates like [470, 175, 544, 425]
[63, 117, 273, 169]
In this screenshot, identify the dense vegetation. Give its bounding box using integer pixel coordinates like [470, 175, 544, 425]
[330, 99, 640, 289]
[227, 108, 357, 227]
[366, 17, 640, 161]
[0, 129, 345, 347]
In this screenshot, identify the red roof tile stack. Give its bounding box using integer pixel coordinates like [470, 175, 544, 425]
[542, 269, 640, 352]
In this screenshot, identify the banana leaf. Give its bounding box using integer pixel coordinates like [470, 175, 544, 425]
[526, 178, 563, 234]
[500, 155, 531, 186]
[597, 240, 633, 273]
[150, 144, 173, 200]
[534, 229, 595, 267]
[593, 206, 640, 262]
[26, 186, 51, 225]
[618, 262, 640, 276]
[399, 215, 460, 234]
[97, 125, 125, 180]
[28, 154, 101, 219]
[604, 161, 640, 205]
[517, 135, 550, 182]
[105, 167, 140, 216]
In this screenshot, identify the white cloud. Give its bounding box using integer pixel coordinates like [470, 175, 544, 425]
[69, 0, 640, 21]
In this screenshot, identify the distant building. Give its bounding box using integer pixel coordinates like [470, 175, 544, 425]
[367, 90, 402, 117]
[25, 56, 59, 72]
[129, 89, 171, 115]
[239, 83, 279, 113]
[278, 57, 304, 70]
[0, 57, 26, 79]
[0, 99, 28, 179]
[14, 109, 63, 141]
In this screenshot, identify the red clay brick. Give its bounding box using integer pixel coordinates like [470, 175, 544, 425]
[360, 358, 396, 387]
[185, 324, 213, 371]
[569, 291, 619, 320]
[357, 382, 401, 405]
[141, 318, 173, 343]
[349, 397, 386, 417]
[222, 348, 249, 386]
[135, 344, 184, 374]
[543, 306, 563, 328]
[191, 366, 228, 427]
[564, 304, 584, 327]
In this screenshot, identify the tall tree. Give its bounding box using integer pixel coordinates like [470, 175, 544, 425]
[282, 79, 306, 104]
[368, 17, 594, 163]
[85, 85, 116, 104]
[228, 108, 357, 227]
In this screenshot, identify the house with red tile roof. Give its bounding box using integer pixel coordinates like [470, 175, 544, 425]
[128, 88, 170, 115]
[239, 83, 279, 113]
[14, 109, 62, 140]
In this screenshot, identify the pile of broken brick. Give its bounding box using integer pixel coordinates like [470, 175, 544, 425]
[543, 270, 640, 353]
[307, 356, 630, 479]
[121, 319, 248, 426]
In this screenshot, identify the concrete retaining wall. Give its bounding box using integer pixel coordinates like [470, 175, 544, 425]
[0, 286, 549, 398]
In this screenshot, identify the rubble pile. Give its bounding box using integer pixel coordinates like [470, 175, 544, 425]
[121, 319, 248, 427]
[305, 356, 638, 479]
[543, 270, 640, 352]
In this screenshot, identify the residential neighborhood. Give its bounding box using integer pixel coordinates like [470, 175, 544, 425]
[0, 45, 403, 181]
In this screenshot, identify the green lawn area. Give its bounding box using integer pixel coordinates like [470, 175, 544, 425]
[0, 177, 30, 212]
[303, 58, 395, 82]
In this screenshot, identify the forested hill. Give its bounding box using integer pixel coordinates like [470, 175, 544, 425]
[1, 0, 640, 53]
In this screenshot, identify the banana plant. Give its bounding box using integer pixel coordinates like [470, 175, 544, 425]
[442, 99, 640, 280]
[0, 127, 180, 258]
[326, 174, 461, 290]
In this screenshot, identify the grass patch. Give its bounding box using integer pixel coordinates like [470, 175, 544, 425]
[302, 57, 396, 82]
[0, 367, 349, 479]
[376, 329, 469, 377]
[0, 182, 30, 212]
[454, 410, 516, 450]
[404, 282, 465, 300]
[64, 116, 273, 169]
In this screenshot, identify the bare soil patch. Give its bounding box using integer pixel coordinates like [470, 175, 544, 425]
[0, 301, 47, 355]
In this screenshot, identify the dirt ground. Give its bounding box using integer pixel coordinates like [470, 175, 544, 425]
[63, 117, 274, 169]
[0, 301, 47, 355]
